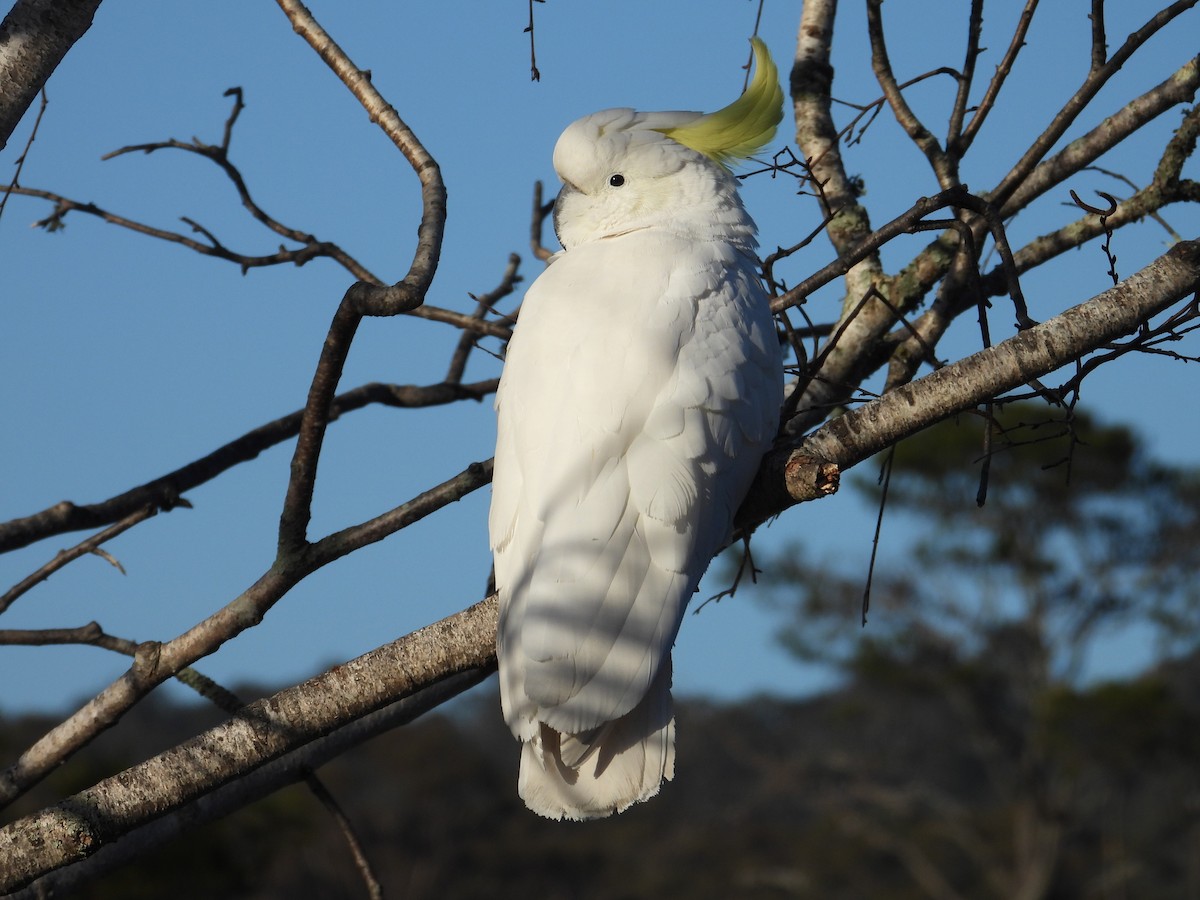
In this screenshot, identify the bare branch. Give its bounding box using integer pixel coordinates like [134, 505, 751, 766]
[0, 457, 493, 810]
[955, 0, 1039, 155]
[740, 240, 1200, 528]
[275, 0, 445, 318]
[0, 605, 498, 894]
[0, 378, 497, 555]
[990, 0, 1199, 210]
[8, 183, 372, 274]
[945, 0, 983, 156]
[0, 622, 243, 712]
[0, 505, 158, 614]
[0, 621, 384, 895]
[865, 0, 955, 186]
[999, 54, 1200, 217]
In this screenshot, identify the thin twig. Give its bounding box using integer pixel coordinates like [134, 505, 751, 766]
[0, 506, 159, 614]
[446, 254, 522, 383]
[0, 87, 47, 225]
[862, 445, 896, 626]
[525, 0, 545, 81]
[945, 0, 983, 154]
[956, 0, 1039, 155]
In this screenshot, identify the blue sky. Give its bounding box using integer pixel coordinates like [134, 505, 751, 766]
[2, 2, 1197, 715]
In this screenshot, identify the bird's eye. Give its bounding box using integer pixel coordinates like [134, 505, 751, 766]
[608, 174, 625, 187]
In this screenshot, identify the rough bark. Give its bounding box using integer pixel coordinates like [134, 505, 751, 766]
[0, 0, 103, 149]
[0, 597, 498, 893]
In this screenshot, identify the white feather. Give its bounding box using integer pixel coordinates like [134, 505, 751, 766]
[490, 108, 783, 820]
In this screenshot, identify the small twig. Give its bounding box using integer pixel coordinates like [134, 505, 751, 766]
[743, 0, 767, 92]
[0, 506, 159, 614]
[0, 87, 48, 225]
[695, 537, 761, 613]
[956, 0, 1039, 155]
[976, 402, 994, 506]
[524, 0, 545, 82]
[301, 775, 384, 900]
[1083, 164, 1185, 241]
[863, 444, 897, 626]
[220, 86, 244, 152]
[1070, 188, 1120, 284]
[446, 254, 521, 383]
[12, 182, 376, 279]
[945, 0, 983, 155]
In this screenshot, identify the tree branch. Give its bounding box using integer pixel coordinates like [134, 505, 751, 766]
[275, 0, 445, 317]
[0, 456, 492, 811]
[0, 378, 497, 555]
[0, 506, 157, 613]
[0, 0, 103, 149]
[990, 0, 1199, 210]
[738, 240, 1200, 528]
[0, 603, 497, 894]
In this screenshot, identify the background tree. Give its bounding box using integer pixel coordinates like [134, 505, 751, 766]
[0, 0, 1198, 893]
[751, 406, 1200, 899]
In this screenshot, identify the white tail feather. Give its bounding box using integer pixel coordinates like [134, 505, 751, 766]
[518, 662, 675, 820]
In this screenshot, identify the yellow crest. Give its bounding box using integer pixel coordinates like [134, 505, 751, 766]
[655, 37, 783, 165]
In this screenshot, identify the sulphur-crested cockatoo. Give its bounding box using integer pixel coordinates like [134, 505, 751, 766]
[490, 38, 784, 820]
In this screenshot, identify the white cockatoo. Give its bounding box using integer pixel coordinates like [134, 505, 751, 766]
[489, 38, 785, 820]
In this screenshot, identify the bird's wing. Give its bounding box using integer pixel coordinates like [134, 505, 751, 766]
[492, 232, 781, 737]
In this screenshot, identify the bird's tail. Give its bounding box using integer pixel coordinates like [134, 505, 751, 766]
[518, 661, 675, 820]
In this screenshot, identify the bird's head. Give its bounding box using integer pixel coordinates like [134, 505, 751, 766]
[550, 37, 783, 250]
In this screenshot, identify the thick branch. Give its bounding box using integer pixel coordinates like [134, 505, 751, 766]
[0, 0, 102, 149]
[791, 0, 882, 287]
[738, 240, 1200, 527]
[0, 600, 498, 893]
